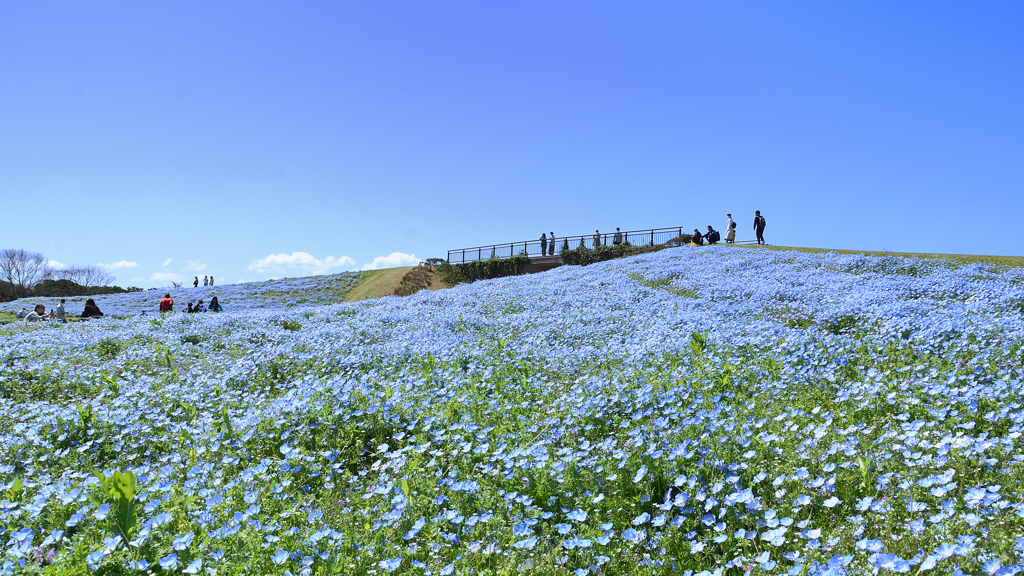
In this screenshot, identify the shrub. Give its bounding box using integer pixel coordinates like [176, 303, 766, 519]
[561, 243, 650, 266]
[436, 254, 530, 285]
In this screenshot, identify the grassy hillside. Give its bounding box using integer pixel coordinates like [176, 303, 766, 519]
[1, 247, 1022, 574]
[343, 267, 414, 302]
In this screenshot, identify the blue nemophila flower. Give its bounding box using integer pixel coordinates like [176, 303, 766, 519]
[857, 538, 884, 553]
[379, 558, 401, 572]
[563, 537, 593, 549]
[273, 549, 289, 565]
[159, 553, 179, 570]
[875, 553, 911, 573]
[633, 465, 647, 483]
[566, 508, 588, 522]
[172, 531, 195, 551]
[94, 503, 111, 520]
[183, 558, 203, 574]
[513, 536, 537, 550]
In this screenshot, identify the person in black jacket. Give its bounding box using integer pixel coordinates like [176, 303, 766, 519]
[705, 225, 721, 245]
[692, 228, 704, 246]
[539, 233, 547, 256]
[81, 299, 104, 319]
[754, 210, 767, 245]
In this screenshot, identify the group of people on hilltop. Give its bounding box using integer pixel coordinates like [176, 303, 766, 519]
[535, 212, 767, 253]
[159, 293, 223, 314]
[692, 211, 768, 246]
[16, 298, 103, 323]
[193, 275, 214, 288]
[538, 227, 628, 254]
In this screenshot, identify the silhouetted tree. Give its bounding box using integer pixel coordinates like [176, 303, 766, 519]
[48, 265, 115, 287]
[0, 249, 49, 298]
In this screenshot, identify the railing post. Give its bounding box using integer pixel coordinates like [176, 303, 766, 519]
[650, 230, 654, 245]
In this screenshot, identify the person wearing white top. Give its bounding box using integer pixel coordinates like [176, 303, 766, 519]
[725, 213, 736, 244]
[25, 304, 53, 322]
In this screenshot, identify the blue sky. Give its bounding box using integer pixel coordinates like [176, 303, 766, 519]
[2, 2, 1022, 288]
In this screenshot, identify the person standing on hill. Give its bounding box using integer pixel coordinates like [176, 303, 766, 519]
[725, 214, 735, 244]
[753, 210, 767, 245]
[539, 233, 547, 257]
[55, 299, 67, 323]
[613, 228, 623, 246]
[160, 293, 174, 313]
[193, 276, 199, 288]
[203, 275, 209, 286]
[209, 276, 214, 286]
[593, 230, 601, 248]
[549, 232, 555, 255]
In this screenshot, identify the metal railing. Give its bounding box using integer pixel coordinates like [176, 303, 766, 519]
[447, 226, 688, 264]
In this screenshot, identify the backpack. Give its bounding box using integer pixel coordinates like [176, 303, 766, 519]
[730, 221, 736, 230]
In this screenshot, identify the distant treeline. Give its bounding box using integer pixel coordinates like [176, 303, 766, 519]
[0, 279, 143, 302]
[0, 248, 143, 303]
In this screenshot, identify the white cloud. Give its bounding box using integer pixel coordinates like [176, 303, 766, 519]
[162, 258, 173, 267]
[48, 260, 67, 269]
[150, 272, 183, 284]
[184, 259, 208, 271]
[99, 260, 139, 269]
[361, 252, 419, 271]
[248, 252, 357, 276]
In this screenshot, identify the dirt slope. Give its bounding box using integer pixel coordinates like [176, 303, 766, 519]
[342, 266, 449, 302]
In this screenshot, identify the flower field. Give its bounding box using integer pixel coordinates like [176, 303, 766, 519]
[0, 272, 366, 318]
[1, 246, 1023, 575]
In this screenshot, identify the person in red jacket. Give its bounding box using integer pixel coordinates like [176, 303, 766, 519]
[159, 293, 174, 312]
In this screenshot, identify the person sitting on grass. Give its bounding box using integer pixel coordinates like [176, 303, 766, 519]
[186, 302, 194, 313]
[25, 304, 54, 322]
[704, 225, 721, 245]
[16, 307, 30, 319]
[194, 299, 206, 313]
[208, 296, 223, 312]
[692, 229, 704, 246]
[160, 293, 174, 313]
[81, 299, 103, 319]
